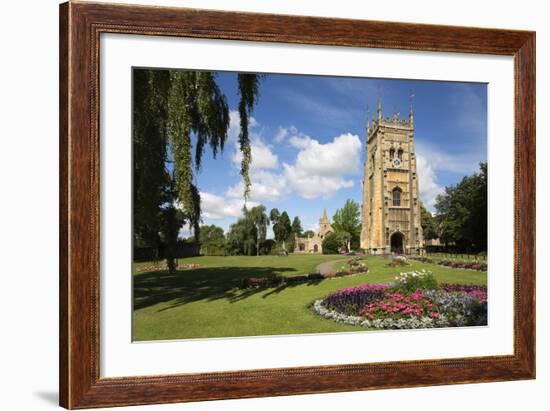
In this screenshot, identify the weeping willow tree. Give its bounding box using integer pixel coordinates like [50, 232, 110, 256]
[133, 69, 171, 259]
[133, 69, 261, 271]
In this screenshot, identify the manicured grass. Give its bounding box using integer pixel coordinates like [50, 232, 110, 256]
[133, 255, 487, 341]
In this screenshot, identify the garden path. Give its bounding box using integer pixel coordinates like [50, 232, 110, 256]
[316, 259, 342, 276]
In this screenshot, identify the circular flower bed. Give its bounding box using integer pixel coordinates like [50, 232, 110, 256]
[311, 270, 487, 330]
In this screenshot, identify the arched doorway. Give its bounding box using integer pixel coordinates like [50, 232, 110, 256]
[313, 244, 319, 253]
[390, 232, 405, 254]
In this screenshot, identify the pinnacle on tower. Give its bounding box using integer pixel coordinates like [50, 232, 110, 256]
[377, 99, 382, 121]
[409, 92, 415, 126]
[322, 208, 328, 220]
[366, 105, 371, 134]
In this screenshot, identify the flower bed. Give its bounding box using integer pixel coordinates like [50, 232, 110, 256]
[321, 284, 390, 316]
[311, 270, 487, 330]
[409, 256, 487, 271]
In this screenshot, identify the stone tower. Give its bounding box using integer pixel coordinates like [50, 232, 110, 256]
[319, 208, 332, 240]
[360, 101, 424, 255]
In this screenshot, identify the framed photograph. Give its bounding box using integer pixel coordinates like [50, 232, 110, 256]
[59, 1, 535, 408]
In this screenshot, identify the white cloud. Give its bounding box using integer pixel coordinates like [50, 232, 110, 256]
[232, 137, 279, 170]
[273, 126, 290, 143]
[227, 110, 258, 143]
[415, 140, 480, 176]
[283, 133, 362, 199]
[288, 133, 362, 177]
[226, 169, 288, 202]
[416, 154, 444, 211]
[199, 191, 258, 220]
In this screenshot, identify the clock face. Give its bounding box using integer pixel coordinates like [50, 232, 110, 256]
[392, 158, 402, 168]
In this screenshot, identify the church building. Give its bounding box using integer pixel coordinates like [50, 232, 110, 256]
[360, 101, 424, 255]
[294, 209, 333, 254]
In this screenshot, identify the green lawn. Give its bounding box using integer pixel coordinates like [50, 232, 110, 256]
[133, 255, 487, 341]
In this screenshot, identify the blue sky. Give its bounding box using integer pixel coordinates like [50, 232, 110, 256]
[180, 72, 487, 238]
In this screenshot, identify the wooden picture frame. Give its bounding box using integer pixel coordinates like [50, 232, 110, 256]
[59, 1, 535, 408]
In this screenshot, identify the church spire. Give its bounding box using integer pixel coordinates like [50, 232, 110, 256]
[322, 208, 328, 221]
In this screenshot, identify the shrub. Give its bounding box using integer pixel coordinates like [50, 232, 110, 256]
[270, 248, 288, 256]
[347, 257, 368, 273]
[321, 232, 341, 254]
[285, 275, 309, 285]
[240, 275, 283, 288]
[391, 270, 438, 293]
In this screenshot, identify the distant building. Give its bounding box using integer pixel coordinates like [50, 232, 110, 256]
[360, 100, 424, 255]
[294, 209, 333, 254]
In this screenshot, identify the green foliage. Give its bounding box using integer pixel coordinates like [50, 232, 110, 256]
[133, 69, 170, 252]
[332, 199, 361, 251]
[199, 225, 226, 256]
[246, 205, 270, 256]
[276, 211, 292, 250]
[167, 71, 229, 233]
[237, 73, 262, 199]
[226, 214, 257, 256]
[303, 230, 315, 238]
[133, 68, 261, 256]
[322, 232, 341, 254]
[270, 208, 292, 250]
[225, 204, 270, 256]
[435, 163, 487, 252]
[269, 208, 280, 223]
[291, 216, 303, 236]
[420, 203, 438, 240]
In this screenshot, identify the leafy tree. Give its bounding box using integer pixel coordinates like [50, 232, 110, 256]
[303, 230, 315, 238]
[322, 232, 349, 254]
[226, 214, 257, 256]
[291, 217, 303, 236]
[420, 203, 438, 240]
[435, 162, 487, 252]
[260, 239, 276, 255]
[273, 211, 292, 250]
[332, 199, 361, 251]
[246, 205, 270, 256]
[269, 208, 280, 224]
[133, 69, 171, 257]
[199, 225, 226, 255]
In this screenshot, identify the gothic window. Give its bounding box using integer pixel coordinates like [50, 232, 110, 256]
[392, 187, 402, 206]
[397, 149, 403, 160]
[389, 148, 395, 158]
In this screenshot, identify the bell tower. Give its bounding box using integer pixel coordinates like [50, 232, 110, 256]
[360, 100, 424, 255]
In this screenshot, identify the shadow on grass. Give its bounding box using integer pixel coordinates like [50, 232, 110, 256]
[134, 266, 324, 311]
